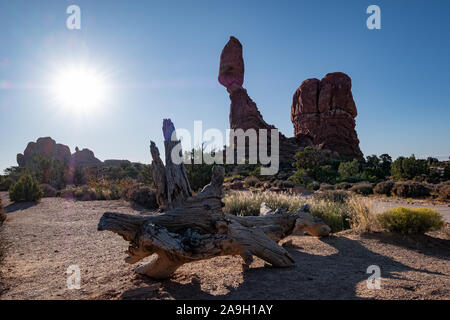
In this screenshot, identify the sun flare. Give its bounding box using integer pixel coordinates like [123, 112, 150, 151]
[50, 65, 108, 114]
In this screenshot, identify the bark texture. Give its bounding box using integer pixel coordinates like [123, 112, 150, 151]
[98, 120, 331, 279]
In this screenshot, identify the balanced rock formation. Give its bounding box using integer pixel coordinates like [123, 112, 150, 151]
[218, 36, 244, 93]
[71, 147, 103, 168]
[219, 37, 313, 163]
[219, 36, 362, 165]
[291, 73, 362, 159]
[17, 137, 71, 167]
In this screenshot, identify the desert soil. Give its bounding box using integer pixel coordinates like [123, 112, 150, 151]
[0, 192, 449, 300]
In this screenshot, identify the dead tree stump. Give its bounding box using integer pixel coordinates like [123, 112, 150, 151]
[98, 119, 331, 279]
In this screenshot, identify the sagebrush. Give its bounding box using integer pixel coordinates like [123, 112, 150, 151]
[377, 207, 444, 234]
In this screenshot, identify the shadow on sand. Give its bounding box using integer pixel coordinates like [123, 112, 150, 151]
[5, 202, 39, 213]
[120, 234, 447, 300]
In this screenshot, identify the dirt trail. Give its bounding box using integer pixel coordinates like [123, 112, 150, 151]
[0, 192, 449, 300]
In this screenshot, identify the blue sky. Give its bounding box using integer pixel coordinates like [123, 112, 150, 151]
[1, 0, 449, 171]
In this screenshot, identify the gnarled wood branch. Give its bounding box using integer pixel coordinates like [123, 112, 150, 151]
[98, 119, 330, 279]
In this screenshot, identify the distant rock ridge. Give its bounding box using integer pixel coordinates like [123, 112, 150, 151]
[16, 137, 130, 168]
[218, 36, 362, 161]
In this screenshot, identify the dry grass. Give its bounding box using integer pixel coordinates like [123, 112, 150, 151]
[223, 191, 376, 233]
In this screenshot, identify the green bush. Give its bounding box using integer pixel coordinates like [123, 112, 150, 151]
[74, 186, 97, 201]
[377, 207, 444, 234]
[391, 155, 429, 181]
[338, 159, 361, 181]
[274, 180, 294, 188]
[39, 184, 57, 197]
[349, 182, 373, 195]
[335, 182, 352, 190]
[436, 184, 450, 201]
[313, 190, 349, 203]
[9, 174, 43, 202]
[0, 177, 15, 191]
[122, 184, 158, 209]
[244, 176, 260, 188]
[319, 183, 334, 191]
[391, 181, 431, 198]
[289, 168, 309, 186]
[307, 181, 320, 191]
[373, 181, 395, 196]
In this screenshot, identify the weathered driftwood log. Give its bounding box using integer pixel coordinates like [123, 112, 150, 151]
[98, 119, 331, 279]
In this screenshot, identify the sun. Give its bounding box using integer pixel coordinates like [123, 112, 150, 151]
[50, 65, 108, 114]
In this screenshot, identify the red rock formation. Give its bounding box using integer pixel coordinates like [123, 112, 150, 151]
[219, 37, 314, 164]
[17, 137, 71, 167]
[218, 36, 244, 93]
[291, 73, 362, 159]
[17, 137, 106, 168]
[71, 148, 103, 168]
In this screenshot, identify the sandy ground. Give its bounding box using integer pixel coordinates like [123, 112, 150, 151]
[0, 192, 449, 300]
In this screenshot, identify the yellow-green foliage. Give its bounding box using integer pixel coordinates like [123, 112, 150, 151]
[9, 174, 43, 202]
[377, 207, 444, 234]
[222, 191, 374, 233]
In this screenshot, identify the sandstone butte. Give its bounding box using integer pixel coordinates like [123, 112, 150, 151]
[218, 36, 363, 162]
[16, 137, 128, 168]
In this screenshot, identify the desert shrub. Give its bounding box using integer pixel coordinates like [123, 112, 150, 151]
[9, 174, 43, 203]
[0, 177, 15, 191]
[436, 184, 450, 201]
[391, 181, 431, 198]
[291, 147, 339, 184]
[335, 182, 352, 190]
[444, 164, 450, 180]
[349, 182, 373, 195]
[391, 155, 429, 181]
[274, 180, 294, 188]
[313, 190, 349, 203]
[222, 191, 374, 233]
[0, 197, 6, 225]
[377, 207, 444, 234]
[319, 183, 334, 191]
[59, 187, 75, 198]
[73, 167, 88, 186]
[39, 184, 57, 197]
[289, 168, 309, 186]
[308, 199, 352, 232]
[109, 184, 121, 200]
[373, 181, 395, 196]
[244, 176, 260, 188]
[74, 186, 97, 201]
[223, 191, 307, 216]
[307, 181, 320, 191]
[338, 159, 361, 181]
[185, 163, 214, 192]
[363, 154, 392, 180]
[346, 196, 378, 232]
[122, 185, 158, 209]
